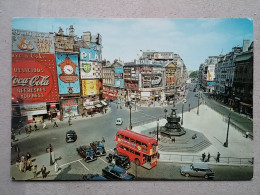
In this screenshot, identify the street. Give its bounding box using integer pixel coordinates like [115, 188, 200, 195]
[10, 83, 253, 181]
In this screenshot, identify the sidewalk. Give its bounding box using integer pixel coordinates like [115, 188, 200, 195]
[132, 104, 253, 166]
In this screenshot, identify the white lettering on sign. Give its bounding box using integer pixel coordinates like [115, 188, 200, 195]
[12, 75, 50, 87]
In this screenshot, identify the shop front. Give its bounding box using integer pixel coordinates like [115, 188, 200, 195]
[61, 99, 79, 118]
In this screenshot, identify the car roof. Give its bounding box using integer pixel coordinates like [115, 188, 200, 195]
[67, 130, 75, 133]
[117, 118, 122, 120]
[192, 163, 211, 169]
[108, 165, 126, 174]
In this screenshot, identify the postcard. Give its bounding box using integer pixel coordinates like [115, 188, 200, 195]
[11, 18, 253, 181]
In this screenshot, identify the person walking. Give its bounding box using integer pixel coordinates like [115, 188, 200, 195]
[202, 152, 206, 162]
[53, 121, 58, 128]
[216, 152, 221, 163]
[207, 152, 211, 162]
[68, 118, 72, 126]
[41, 165, 47, 178]
[43, 122, 47, 129]
[34, 123, 38, 131]
[171, 137, 175, 143]
[29, 125, 32, 133]
[32, 165, 37, 178]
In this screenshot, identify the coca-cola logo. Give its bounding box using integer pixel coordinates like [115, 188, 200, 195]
[12, 59, 54, 103]
[12, 75, 50, 87]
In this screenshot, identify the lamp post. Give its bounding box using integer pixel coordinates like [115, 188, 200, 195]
[164, 109, 167, 119]
[49, 144, 53, 166]
[197, 92, 200, 115]
[129, 105, 132, 130]
[181, 102, 184, 125]
[156, 119, 159, 143]
[224, 113, 231, 147]
[189, 103, 190, 112]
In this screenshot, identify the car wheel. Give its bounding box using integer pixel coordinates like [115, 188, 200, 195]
[185, 173, 190, 177]
[135, 158, 140, 166]
[204, 175, 209, 179]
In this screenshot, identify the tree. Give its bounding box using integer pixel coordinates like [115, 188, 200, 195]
[189, 71, 199, 78]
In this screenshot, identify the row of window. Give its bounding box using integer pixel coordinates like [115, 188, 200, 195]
[117, 133, 148, 148]
[118, 144, 141, 156]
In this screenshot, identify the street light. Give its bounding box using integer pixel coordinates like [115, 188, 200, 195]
[224, 113, 231, 147]
[49, 144, 53, 166]
[164, 109, 167, 119]
[156, 119, 159, 143]
[129, 105, 132, 130]
[181, 101, 184, 125]
[197, 92, 200, 115]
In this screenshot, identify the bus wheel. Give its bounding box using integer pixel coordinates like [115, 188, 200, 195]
[135, 158, 140, 166]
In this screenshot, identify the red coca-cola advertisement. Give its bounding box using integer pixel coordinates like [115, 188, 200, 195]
[12, 52, 59, 103]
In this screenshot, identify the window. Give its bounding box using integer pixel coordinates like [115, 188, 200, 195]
[143, 148, 147, 152]
[142, 143, 147, 148]
[135, 151, 140, 156]
[130, 138, 135, 143]
[125, 136, 129, 141]
[119, 145, 123, 149]
[120, 134, 124, 139]
[136, 140, 141, 145]
[124, 146, 129, 151]
[130, 149, 134, 154]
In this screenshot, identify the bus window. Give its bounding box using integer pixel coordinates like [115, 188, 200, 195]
[130, 149, 134, 154]
[136, 140, 141, 145]
[119, 145, 123, 149]
[124, 146, 129, 151]
[116, 133, 119, 137]
[120, 134, 124, 139]
[130, 138, 135, 143]
[142, 143, 147, 148]
[143, 148, 147, 152]
[135, 151, 140, 156]
[125, 136, 129, 141]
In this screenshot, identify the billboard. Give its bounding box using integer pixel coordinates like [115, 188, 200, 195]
[154, 52, 173, 60]
[82, 80, 99, 96]
[12, 52, 59, 103]
[141, 74, 163, 88]
[12, 29, 55, 54]
[80, 61, 101, 79]
[62, 99, 78, 117]
[56, 53, 80, 95]
[20, 102, 47, 116]
[79, 43, 102, 62]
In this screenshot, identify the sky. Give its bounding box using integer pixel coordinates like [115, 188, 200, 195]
[12, 18, 253, 71]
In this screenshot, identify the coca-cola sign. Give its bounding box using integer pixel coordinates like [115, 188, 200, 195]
[12, 52, 59, 103]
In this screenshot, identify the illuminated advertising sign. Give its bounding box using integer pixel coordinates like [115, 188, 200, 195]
[12, 52, 59, 103]
[12, 29, 55, 54]
[82, 80, 99, 96]
[56, 53, 80, 95]
[154, 52, 173, 60]
[80, 61, 101, 79]
[62, 99, 78, 117]
[79, 44, 102, 62]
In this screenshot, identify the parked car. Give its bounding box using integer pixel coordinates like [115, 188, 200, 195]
[102, 165, 135, 180]
[90, 141, 106, 156]
[66, 130, 77, 143]
[106, 153, 131, 169]
[76, 145, 97, 162]
[83, 174, 107, 181]
[116, 118, 123, 125]
[180, 163, 215, 179]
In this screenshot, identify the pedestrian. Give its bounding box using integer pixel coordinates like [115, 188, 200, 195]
[53, 121, 58, 128]
[216, 152, 220, 163]
[26, 152, 31, 160]
[207, 152, 211, 162]
[246, 132, 249, 138]
[68, 119, 72, 126]
[41, 165, 47, 178]
[43, 122, 47, 129]
[32, 165, 37, 178]
[171, 137, 175, 143]
[202, 152, 206, 162]
[34, 123, 38, 131]
[29, 125, 32, 133]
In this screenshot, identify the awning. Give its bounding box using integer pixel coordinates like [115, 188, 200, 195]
[95, 104, 103, 108]
[240, 102, 252, 107]
[84, 106, 95, 109]
[101, 100, 107, 106]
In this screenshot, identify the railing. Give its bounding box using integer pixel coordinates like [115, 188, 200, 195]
[159, 153, 253, 166]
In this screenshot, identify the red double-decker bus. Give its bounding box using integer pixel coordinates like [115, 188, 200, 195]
[115, 129, 159, 169]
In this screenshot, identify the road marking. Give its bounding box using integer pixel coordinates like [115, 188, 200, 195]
[99, 157, 108, 164]
[60, 158, 83, 167]
[78, 159, 90, 171]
